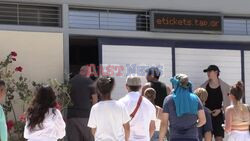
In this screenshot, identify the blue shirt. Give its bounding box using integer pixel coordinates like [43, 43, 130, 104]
[163, 95, 203, 140]
[198, 107, 213, 141]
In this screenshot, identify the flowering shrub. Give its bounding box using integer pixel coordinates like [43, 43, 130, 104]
[0, 52, 71, 141]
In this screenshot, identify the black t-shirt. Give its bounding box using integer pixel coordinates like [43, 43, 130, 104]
[67, 74, 95, 118]
[150, 81, 168, 108]
[205, 84, 223, 111]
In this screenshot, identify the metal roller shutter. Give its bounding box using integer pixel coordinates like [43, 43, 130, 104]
[102, 45, 172, 99]
[175, 48, 241, 90]
[244, 51, 250, 104]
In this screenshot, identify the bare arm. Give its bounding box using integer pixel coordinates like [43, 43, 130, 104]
[159, 113, 169, 141]
[197, 110, 206, 127]
[204, 131, 212, 141]
[225, 107, 232, 132]
[247, 105, 250, 124]
[91, 94, 98, 105]
[91, 128, 96, 136]
[149, 120, 156, 138]
[123, 122, 130, 141]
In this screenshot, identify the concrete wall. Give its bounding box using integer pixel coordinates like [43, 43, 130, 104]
[0, 30, 64, 117]
[0, 30, 64, 83]
[1, 0, 250, 44]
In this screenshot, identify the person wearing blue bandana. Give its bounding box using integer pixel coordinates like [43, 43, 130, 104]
[159, 74, 206, 141]
[171, 74, 199, 117]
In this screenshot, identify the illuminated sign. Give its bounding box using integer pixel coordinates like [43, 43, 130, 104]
[150, 11, 223, 33]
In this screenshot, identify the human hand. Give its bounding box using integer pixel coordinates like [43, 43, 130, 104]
[212, 109, 221, 117]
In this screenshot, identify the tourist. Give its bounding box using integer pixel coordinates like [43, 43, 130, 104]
[24, 85, 65, 141]
[119, 75, 156, 141]
[145, 67, 171, 107]
[225, 81, 250, 141]
[194, 88, 213, 141]
[201, 65, 230, 141]
[159, 74, 206, 141]
[0, 80, 7, 141]
[87, 76, 130, 141]
[67, 65, 98, 141]
[144, 88, 165, 141]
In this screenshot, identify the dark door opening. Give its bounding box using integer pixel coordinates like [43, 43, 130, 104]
[69, 36, 99, 79]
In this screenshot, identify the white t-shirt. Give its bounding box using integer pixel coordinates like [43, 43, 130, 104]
[119, 92, 156, 141]
[88, 100, 131, 141]
[24, 108, 66, 141]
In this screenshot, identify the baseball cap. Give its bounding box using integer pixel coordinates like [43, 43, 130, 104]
[145, 67, 161, 78]
[203, 65, 220, 73]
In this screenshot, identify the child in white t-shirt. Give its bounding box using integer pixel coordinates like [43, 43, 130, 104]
[88, 76, 130, 141]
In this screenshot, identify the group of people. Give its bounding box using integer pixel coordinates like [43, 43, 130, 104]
[0, 64, 249, 141]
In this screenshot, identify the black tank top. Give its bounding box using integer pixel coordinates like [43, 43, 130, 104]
[150, 81, 168, 108]
[205, 84, 223, 111]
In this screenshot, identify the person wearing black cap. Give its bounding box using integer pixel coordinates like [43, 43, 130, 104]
[144, 67, 171, 108]
[201, 65, 230, 141]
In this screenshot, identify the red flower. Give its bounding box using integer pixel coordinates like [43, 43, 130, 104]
[10, 51, 17, 57]
[12, 58, 16, 61]
[15, 66, 23, 72]
[55, 102, 62, 110]
[7, 120, 14, 131]
[19, 114, 26, 123]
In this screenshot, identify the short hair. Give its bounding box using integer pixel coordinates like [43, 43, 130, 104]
[127, 85, 141, 92]
[80, 65, 88, 72]
[146, 67, 161, 79]
[141, 82, 151, 95]
[194, 88, 208, 103]
[0, 80, 5, 87]
[144, 88, 156, 104]
[176, 74, 189, 88]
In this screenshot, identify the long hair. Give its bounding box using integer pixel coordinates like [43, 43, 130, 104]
[27, 85, 56, 130]
[230, 81, 244, 101]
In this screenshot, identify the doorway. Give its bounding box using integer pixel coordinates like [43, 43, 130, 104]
[69, 36, 99, 79]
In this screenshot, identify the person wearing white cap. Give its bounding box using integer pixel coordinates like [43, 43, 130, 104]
[119, 75, 156, 141]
